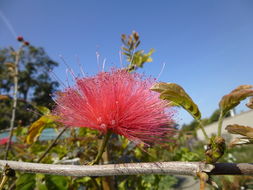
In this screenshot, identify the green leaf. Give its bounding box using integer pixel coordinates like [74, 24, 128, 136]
[122, 52, 131, 57]
[36, 106, 51, 115]
[122, 47, 130, 52]
[36, 174, 48, 190]
[121, 31, 154, 72]
[45, 175, 69, 190]
[16, 174, 36, 190]
[150, 82, 201, 120]
[219, 85, 253, 116]
[26, 114, 58, 144]
[130, 49, 154, 69]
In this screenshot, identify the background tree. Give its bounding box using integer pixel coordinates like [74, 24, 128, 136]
[0, 46, 59, 130]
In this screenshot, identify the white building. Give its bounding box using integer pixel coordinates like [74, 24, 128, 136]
[196, 110, 253, 141]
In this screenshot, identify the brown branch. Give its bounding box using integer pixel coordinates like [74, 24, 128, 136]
[210, 163, 253, 175]
[0, 161, 253, 177]
[0, 161, 211, 176]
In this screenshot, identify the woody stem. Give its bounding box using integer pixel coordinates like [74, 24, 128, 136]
[5, 47, 22, 160]
[90, 132, 111, 165]
[0, 175, 8, 190]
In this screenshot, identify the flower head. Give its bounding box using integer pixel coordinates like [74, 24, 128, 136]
[0, 137, 9, 146]
[54, 69, 175, 145]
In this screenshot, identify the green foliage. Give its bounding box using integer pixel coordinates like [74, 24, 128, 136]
[26, 115, 58, 144]
[0, 46, 59, 129]
[118, 175, 177, 190]
[45, 175, 69, 190]
[0, 98, 35, 130]
[15, 173, 36, 190]
[173, 147, 200, 162]
[121, 31, 154, 72]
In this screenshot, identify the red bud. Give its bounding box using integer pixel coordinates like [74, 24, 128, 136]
[17, 36, 24, 42]
[24, 41, 30, 46]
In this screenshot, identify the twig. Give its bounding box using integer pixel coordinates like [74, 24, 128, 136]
[217, 110, 224, 137]
[91, 177, 101, 190]
[1, 161, 253, 177]
[89, 132, 111, 165]
[0, 164, 15, 190]
[36, 126, 68, 163]
[5, 47, 22, 160]
[0, 161, 212, 177]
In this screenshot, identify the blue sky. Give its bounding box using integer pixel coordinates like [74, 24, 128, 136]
[1, 0, 253, 125]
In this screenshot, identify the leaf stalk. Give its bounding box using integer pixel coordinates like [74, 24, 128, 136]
[217, 110, 224, 137]
[89, 132, 111, 165]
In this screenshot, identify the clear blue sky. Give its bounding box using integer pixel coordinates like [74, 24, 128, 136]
[1, 0, 253, 125]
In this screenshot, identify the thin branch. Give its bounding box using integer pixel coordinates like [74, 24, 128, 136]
[5, 47, 22, 160]
[0, 161, 212, 176]
[89, 132, 111, 165]
[36, 126, 68, 163]
[217, 110, 224, 137]
[1, 161, 253, 177]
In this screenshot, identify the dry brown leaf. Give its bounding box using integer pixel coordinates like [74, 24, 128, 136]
[229, 137, 253, 147]
[226, 124, 253, 138]
[231, 85, 253, 93]
[219, 85, 253, 116]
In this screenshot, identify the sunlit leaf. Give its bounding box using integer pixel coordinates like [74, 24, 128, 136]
[226, 124, 253, 138]
[36, 106, 51, 115]
[121, 31, 154, 72]
[231, 85, 253, 93]
[127, 48, 154, 71]
[122, 47, 130, 52]
[122, 52, 131, 57]
[150, 82, 201, 120]
[219, 85, 253, 116]
[26, 114, 58, 144]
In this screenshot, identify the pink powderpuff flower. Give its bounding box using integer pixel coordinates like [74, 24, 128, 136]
[0, 137, 10, 146]
[54, 69, 175, 145]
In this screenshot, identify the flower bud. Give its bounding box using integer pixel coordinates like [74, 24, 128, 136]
[17, 36, 24, 42]
[24, 41, 30, 46]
